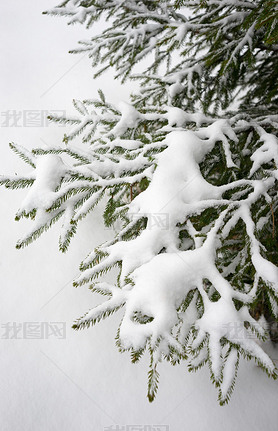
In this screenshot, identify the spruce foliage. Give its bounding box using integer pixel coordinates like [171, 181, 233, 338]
[2, 0, 278, 404]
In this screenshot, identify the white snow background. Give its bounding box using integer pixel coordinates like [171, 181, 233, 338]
[0, 1, 278, 430]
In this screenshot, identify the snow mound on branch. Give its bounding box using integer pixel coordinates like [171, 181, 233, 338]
[19, 155, 67, 213]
